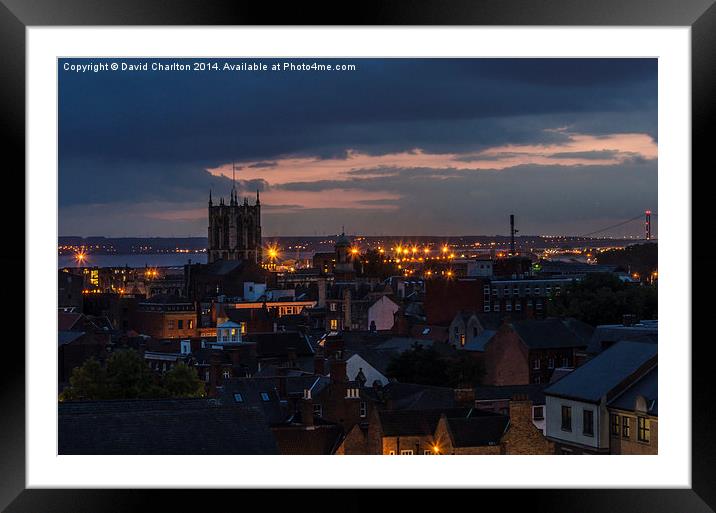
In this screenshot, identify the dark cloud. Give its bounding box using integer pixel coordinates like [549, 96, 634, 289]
[58, 57, 657, 236]
[548, 150, 621, 159]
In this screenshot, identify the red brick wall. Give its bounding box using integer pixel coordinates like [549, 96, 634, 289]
[483, 324, 530, 386]
[424, 279, 486, 325]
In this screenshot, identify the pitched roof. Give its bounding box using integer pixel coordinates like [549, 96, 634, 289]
[512, 318, 589, 350]
[474, 384, 546, 405]
[58, 331, 85, 346]
[608, 365, 658, 415]
[58, 399, 279, 454]
[444, 413, 509, 447]
[244, 331, 315, 358]
[544, 341, 657, 403]
[58, 312, 83, 331]
[219, 378, 289, 425]
[272, 424, 344, 455]
[380, 382, 458, 410]
[462, 330, 496, 352]
[586, 322, 658, 354]
[378, 408, 472, 437]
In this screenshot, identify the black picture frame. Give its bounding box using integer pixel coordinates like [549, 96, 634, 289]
[2, 0, 710, 510]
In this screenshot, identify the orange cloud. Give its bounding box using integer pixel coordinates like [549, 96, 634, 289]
[206, 130, 657, 190]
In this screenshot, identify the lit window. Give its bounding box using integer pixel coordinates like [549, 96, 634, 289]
[231, 328, 237, 337]
[330, 303, 337, 312]
[610, 414, 620, 436]
[330, 319, 338, 330]
[459, 334, 466, 346]
[637, 417, 650, 442]
[400, 450, 414, 455]
[622, 416, 631, 439]
[222, 370, 230, 379]
[188, 320, 194, 329]
[388, 451, 395, 455]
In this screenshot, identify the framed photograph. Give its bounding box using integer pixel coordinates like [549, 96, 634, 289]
[3, 0, 710, 510]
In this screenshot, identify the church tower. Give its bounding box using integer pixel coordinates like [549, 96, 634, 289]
[207, 165, 262, 264]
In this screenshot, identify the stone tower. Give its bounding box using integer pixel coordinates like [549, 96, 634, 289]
[207, 184, 262, 264]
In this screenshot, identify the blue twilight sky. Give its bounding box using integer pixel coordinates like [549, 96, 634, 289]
[58, 58, 657, 237]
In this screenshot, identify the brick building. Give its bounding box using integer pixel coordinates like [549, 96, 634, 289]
[607, 365, 658, 454]
[482, 318, 591, 386]
[130, 294, 198, 339]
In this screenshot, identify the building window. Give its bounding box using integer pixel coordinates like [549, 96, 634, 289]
[424, 450, 433, 455]
[473, 327, 478, 337]
[177, 319, 183, 330]
[622, 416, 631, 439]
[583, 409, 594, 436]
[638, 417, 650, 442]
[534, 287, 541, 295]
[506, 303, 512, 312]
[611, 414, 620, 436]
[459, 334, 466, 346]
[240, 322, 247, 334]
[330, 303, 337, 312]
[515, 302, 522, 311]
[222, 370, 230, 379]
[330, 319, 338, 330]
[484, 305, 491, 312]
[233, 393, 243, 403]
[533, 375, 541, 384]
[261, 392, 270, 401]
[533, 359, 541, 370]
[492, 288, 497, 296]
[548, 358, 555, 369]
[188, 319, 194, 329]
[400, 450, 414, 455]
[167, 320, 175, 330]
[313, 404, 323, 417]
[388, 451, 395, 455]
[360, 402, 367, 418]
[493, 304, 500, 312]
[533, 406, 544, 420]
[230, 328, 237, 337]
[562, 356, 571, 367]
[561, 405, 572, 431]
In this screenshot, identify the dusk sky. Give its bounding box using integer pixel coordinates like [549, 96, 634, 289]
[59, 58, 657, 238]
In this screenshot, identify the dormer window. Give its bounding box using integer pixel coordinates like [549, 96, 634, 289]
[260, 392, 270, 401]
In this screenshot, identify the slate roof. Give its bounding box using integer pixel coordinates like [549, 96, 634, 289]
[244, 331, 315, 358]
[544, 341, 657, 403]
[608, 365, 658, 416]
[512, 318, 590, 350]
[374, 337, 433, 353]
[378, 407, 473, 437]
[58, 399, 279, 454]
[444, 413, 509, 447]
[586, 321, 658, 354]
[58, 331, 85, 346]
[372, 382, 458, 410]
[272, 424, 344, 455]
[474, 384, 546, 405]
[462, 330, 496, 352]
[58, 312, 83, 331]
[219, 378, 290, 425]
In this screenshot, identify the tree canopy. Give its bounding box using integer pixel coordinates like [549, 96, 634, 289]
[60, 349, 205, 401]
[547, 272, 657, 326]
[386, 343, 485, 388]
